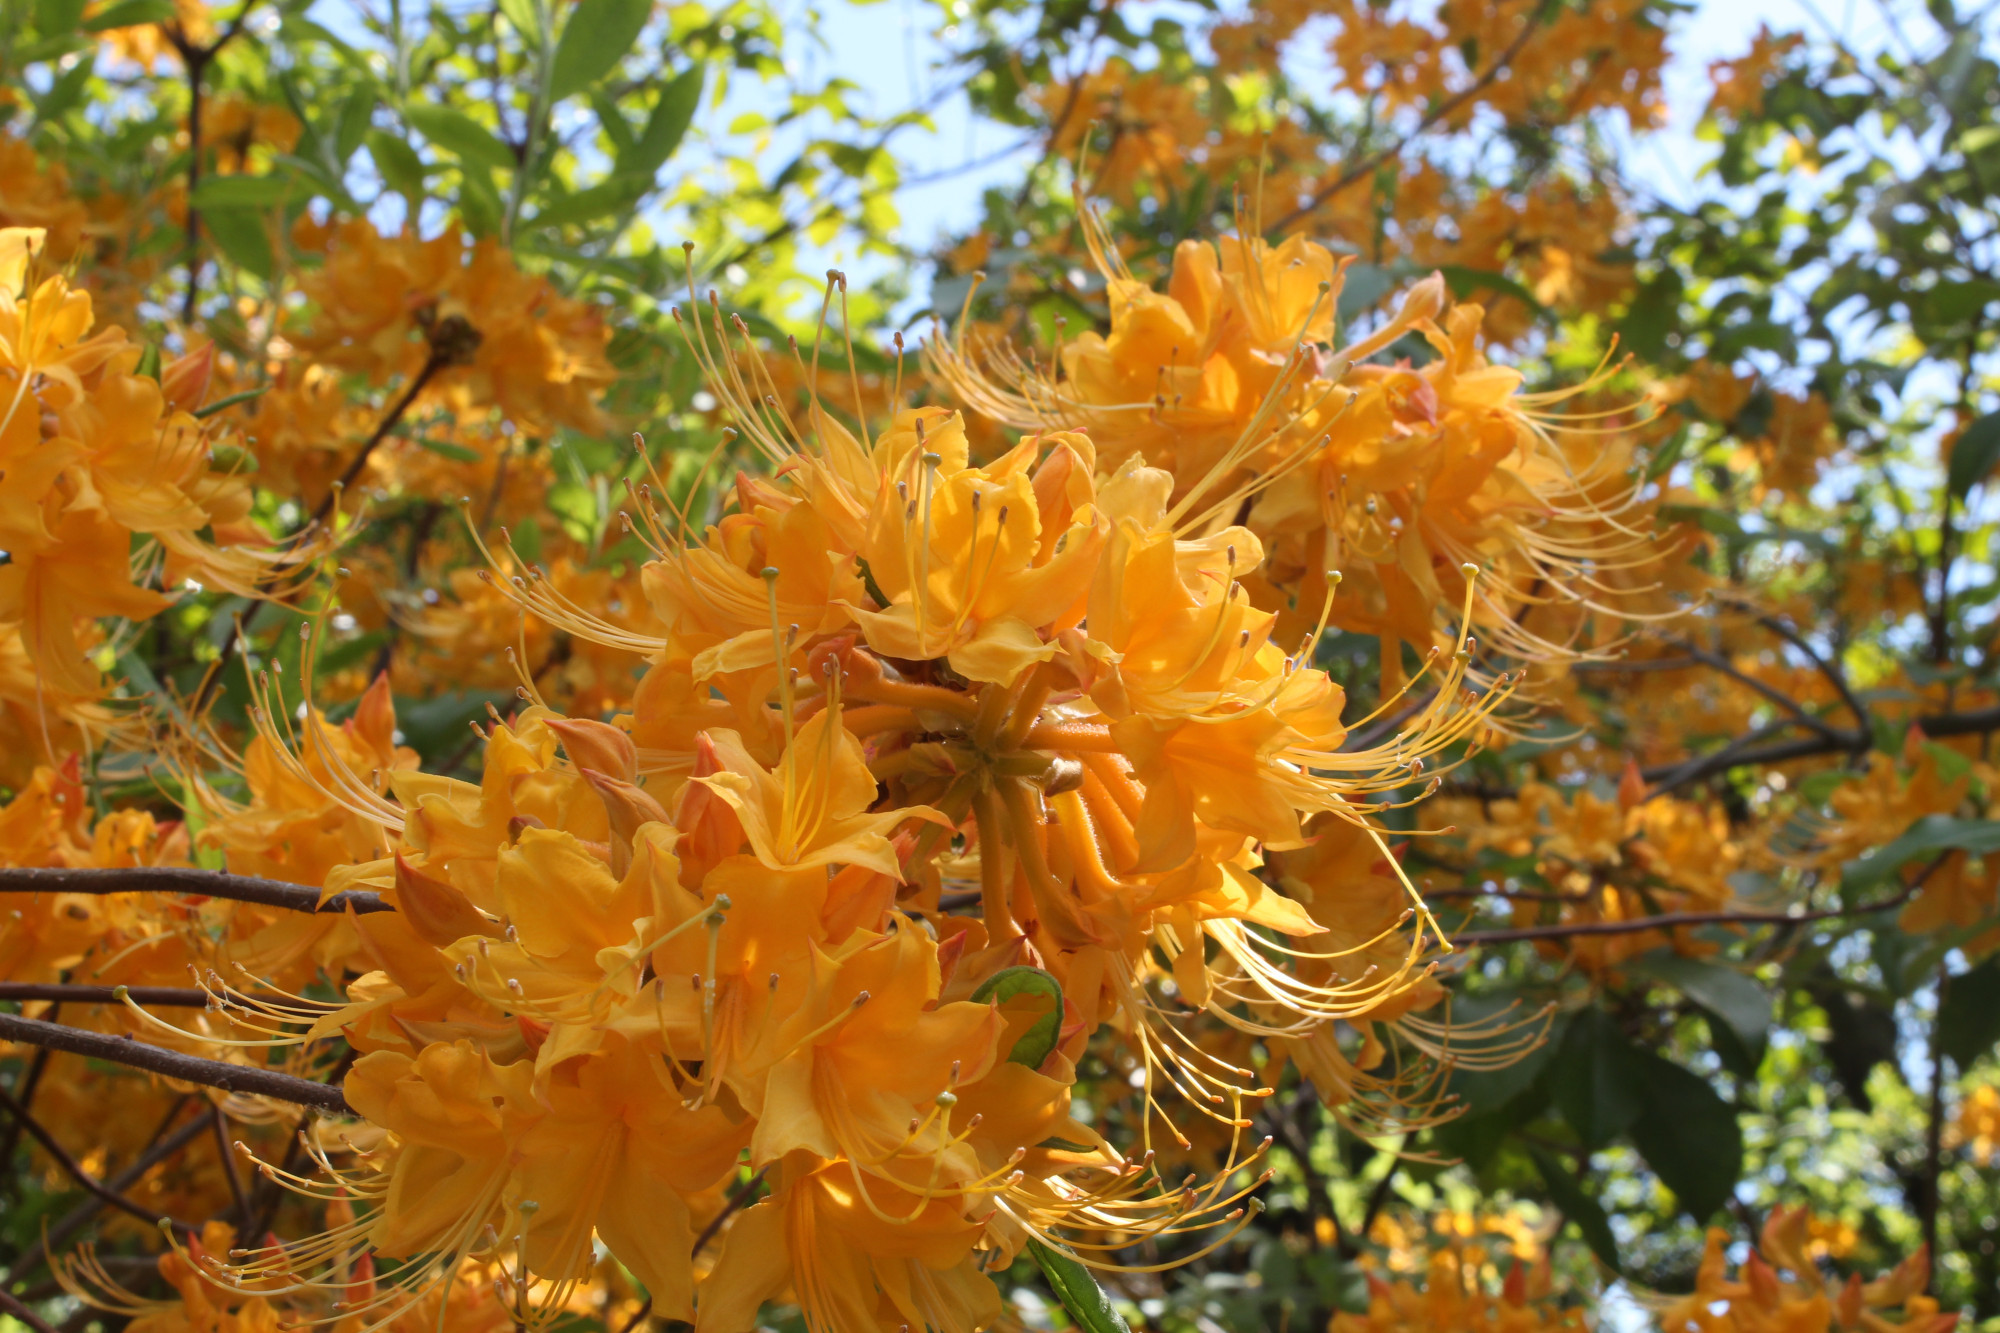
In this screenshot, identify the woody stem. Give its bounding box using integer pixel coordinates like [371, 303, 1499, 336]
[0, 1013, 351, 1113]
[0, 866, 390, 914]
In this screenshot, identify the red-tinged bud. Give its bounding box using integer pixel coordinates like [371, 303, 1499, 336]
[579, 768, 670, 878]
[674, 733, 744, 887]
[161, 339, 216, 412]
[1618, 755, 1648, 809]
[546, 716, 638, 784]
[349, 671, 399, 765]
[392, 854, 501, 947]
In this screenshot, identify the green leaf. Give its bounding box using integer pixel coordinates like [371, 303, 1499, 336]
[367, 129, 427, 203]
[193, 385, 272, 419]
[1441, 996, 1560, 1114]
[1547, 1008, 1646, 1149]
[1627, 1052, 1743, 1221]
[35, 56, 93, 122]
[495, 0, 544, 46]
[1629, 952, 1772, 1057]
[1938, 956, 2000, 1068]
[335, 89, 377, 165]
[169, 773, 228, 871]
[1946, 411, 2000, 501]
[1840, 814, 2000, 894]
[404, 105, 516, 173]
[533, 176, 650, 229]
[81, 0, 175, 30]
[1529, 1148, 1620, 1273]
[192, 174, 293, 210]
[970, 966, 1065, 1069]
[202, 208, 274, 280]
[394, 690, 515, 763]
[549, 0, 653, 101]
[1024, 1238, 1131, 1333]
[1432, 264, 1551, 322]
[134, 343, 161, 381]
[456, 167, 505, 239]
[408, 434, 482, 463]
[619, 63, 704, 179]
[36, 0, 87, 37]
[1644, 425, 1692, 481]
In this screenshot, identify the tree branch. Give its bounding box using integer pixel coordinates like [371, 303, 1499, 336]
[0, 1013, 352, 1114]
[1449, 887, 1917, 946]
[0, 866, 390, 915]
[3, 1105, 211, 1281]
[0, 1083, 197, 1237]
[0, 983, 211, 1007]
[0, 1287, 59, 1333]
[1270, 6, 1545, 232]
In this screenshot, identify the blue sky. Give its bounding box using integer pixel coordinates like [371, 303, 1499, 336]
[751, 0, 1918, 283]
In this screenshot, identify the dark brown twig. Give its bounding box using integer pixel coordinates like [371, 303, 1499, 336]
[0, 1000, 57, 1196]
[4, 1103, 208, 1281]
[0, 1286, 60, 1333]
[0, 866, 390, 915]
[165, 2, 259, 325]
[690, 1164, 772, 1259]
[1270, 5, 1546, 231]
[0, 1083, 197, 1236]
[0, 1013, 352, 1113]
[0, 984, 211, 1007]
[1450, 886, 1918, 946]
[211, 1102, 254, 1230]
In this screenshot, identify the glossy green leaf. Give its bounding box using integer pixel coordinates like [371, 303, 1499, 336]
[410, 435, 482, 463]
[405, 105, 517, 173]
[202, 208, 275, 280]
[192, 174, 293, 210]
[81, 0, 175, 30]
[1946, 411, 2000, 501]
[35, 57, 94, 122]
[1025, 1238, 1131, 1333]
[1840, 815, 2000, 894]
[334, 89, 377, 165]
[495, 0, 544, 46]
[1630, 952, 1772, 1057]
[1627, 1052, 1743, 1221]
[1938, 956, 2000, 1068]
[36, 0, 87, 36]
[549, 0, 652, 101]
[620, 63, 705, 180]
[1547, 1007, 1646, 1149]
[970, 965, 1065, 1070]
[1529, 1147, 1620, 1274]
[534, 176, 651, 229]
[367, 129, 428, 202]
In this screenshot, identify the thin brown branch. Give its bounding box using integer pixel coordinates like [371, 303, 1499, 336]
[0, 1083, 197, 1236]
[0, 1000, 56, 1196]
[0, 866, 390, 915]
[211, 1102, 254, 1230]
[1270, 5, 1545, 231]
[4, 1104, 209, 1281]
[1450, 887, 1917, 946]
[0, 983, 211, 1007]
[0, 1013, 352, 1114]
[0, 1287, 59, 1333]
[690, 1164, 771, 1259]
